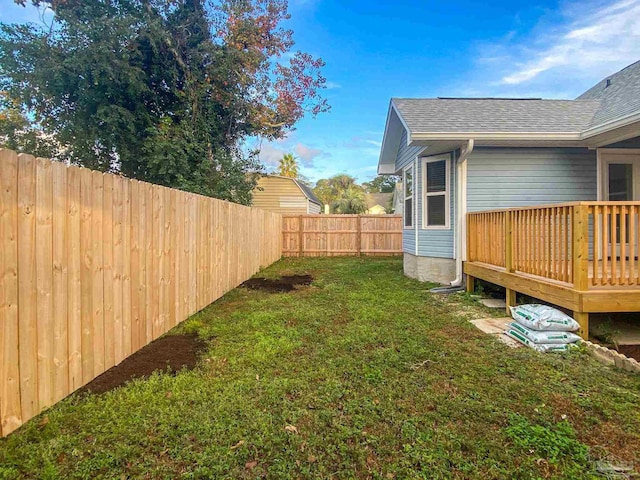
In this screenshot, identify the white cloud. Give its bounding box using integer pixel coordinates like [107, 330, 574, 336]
[325, 81, 342, 90]
[256, 137, 326, 170]
[492, 0, 640, 88]
[294, 143, 323, 166]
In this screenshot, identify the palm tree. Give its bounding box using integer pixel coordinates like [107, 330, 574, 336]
[331, 185, 367, 214]
[277, 153, 299, 178]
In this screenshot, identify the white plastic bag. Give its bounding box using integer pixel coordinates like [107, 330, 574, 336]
[509, 304, 579, 332]
[505, 329, 577, 353]
[508, 322, 581, 344]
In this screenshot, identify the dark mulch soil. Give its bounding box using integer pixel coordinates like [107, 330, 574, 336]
[79, 334, 206, 395]
[241, 274, 313, 293]
[618, 344, 640, 362]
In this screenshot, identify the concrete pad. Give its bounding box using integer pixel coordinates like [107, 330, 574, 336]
[470, 317, 523, 349]
[470, 317, 510, 334]
[479, 298, 507, 309]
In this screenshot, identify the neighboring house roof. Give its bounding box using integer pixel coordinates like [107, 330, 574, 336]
[294, 179, 322, 206]
[379, 60, 640, 174]
[391, 98, 601, 133]
[577, 60, 640, 129]
[365, 193, 393, 210]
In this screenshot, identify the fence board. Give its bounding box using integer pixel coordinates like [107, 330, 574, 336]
[112, 175, 124, 365]
[102, 174, 115, 371]
[18, 153, 38, 420]
[91, 171, 104, 378]
[51, 161, 69, 403]
[282, 214, 402, 257]
[35, 158, 54, 410]
[66, 166, 82, 391]
[0, 150, 20, 435]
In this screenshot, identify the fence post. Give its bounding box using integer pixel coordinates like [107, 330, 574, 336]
[356, 215, 362, 256]
[571, 204, 590, 339]
[298, 215, 303, 257]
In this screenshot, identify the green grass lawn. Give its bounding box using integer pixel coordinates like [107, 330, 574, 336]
[1, 257, 639, 479]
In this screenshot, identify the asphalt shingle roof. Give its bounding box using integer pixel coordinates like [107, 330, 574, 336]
[392, 98, 601, 134]
[391, 60, 640, 135]
[577, 60, 640, 129]
[294, 180, 321, 205]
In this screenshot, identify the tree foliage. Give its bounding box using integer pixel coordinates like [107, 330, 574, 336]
[0, 0, 328, 204]
[312, 174, 367, 214]
[362, 175, 399, 193]
[276, 152, 299, 178]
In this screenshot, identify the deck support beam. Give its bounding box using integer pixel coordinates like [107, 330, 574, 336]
[573, 311, 589, 340]
[505, 288, 516, 315]
[466, 274, 475, 294]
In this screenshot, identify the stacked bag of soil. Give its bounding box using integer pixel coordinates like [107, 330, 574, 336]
[505, 304, 582, 352]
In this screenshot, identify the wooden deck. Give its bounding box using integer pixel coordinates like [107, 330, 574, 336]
[465, 202, 640, 339]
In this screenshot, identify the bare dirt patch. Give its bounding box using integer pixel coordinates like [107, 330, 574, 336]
[618, 344, 640, 362]
[241, 274, 313, 293]
[79, 334, 206, 395]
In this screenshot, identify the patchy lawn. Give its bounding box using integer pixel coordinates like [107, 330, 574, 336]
[1, 257, 639, 479]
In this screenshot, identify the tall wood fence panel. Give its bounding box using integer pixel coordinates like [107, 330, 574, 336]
[282, 214, 402, 257]
[0, 149, 282, 436]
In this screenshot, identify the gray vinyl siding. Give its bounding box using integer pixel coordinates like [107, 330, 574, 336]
[403, 226, 416, 254]
[416, 153, 456, 259]
[395, 129, 424, 172]
[466, 148, 597, 212]
[396, 125, 456, 257]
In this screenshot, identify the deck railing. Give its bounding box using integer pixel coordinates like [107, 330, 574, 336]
[467, 202, 640, 289]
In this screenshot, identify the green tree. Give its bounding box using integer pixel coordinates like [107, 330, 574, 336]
[0, 91, 59, 158]
[276, 153, 299, 178]
[331, 185, 367, 214]
[362, 175, 399, 193]
[1, 0, 328, 204]
[312, 174, 367, 214]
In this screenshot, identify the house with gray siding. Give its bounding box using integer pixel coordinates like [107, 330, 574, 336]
[378, 60, 640, 286]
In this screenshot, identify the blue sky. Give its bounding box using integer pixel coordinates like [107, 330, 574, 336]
[2, 0, 640, 183]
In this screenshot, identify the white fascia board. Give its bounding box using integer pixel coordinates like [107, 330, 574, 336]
[378, 163, 399, 175]
[377, 102, 395, 167]
[378, 101, 410, 174]
[581, 112, 640, 139]
[390, 101, 412, 146]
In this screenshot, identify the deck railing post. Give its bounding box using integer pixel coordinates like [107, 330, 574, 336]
[571, 205, 589, 291]
[571, 204, 590, 338]
[505, 211, 514, 273]
[504, 210, 516, 313]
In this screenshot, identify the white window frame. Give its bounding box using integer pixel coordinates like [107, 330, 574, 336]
[422, 155, 451, 230]
[403, 164, 414, 229]
[596, 148, 640, 201]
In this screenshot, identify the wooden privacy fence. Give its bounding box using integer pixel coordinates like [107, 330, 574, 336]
[0, 149, 282, 437]
[282, 214, 402, 257]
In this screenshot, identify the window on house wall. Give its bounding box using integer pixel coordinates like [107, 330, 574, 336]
[403, 164, 413, 228]
[423, 157, 450, 229]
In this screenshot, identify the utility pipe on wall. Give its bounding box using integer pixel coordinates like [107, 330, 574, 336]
[450, 139, 474, 287]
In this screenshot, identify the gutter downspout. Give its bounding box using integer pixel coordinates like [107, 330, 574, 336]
[450, 139, 474, 287]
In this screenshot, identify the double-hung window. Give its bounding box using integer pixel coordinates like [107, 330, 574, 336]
[423, 157, 450, 229]
[403, 164, 413, 228]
